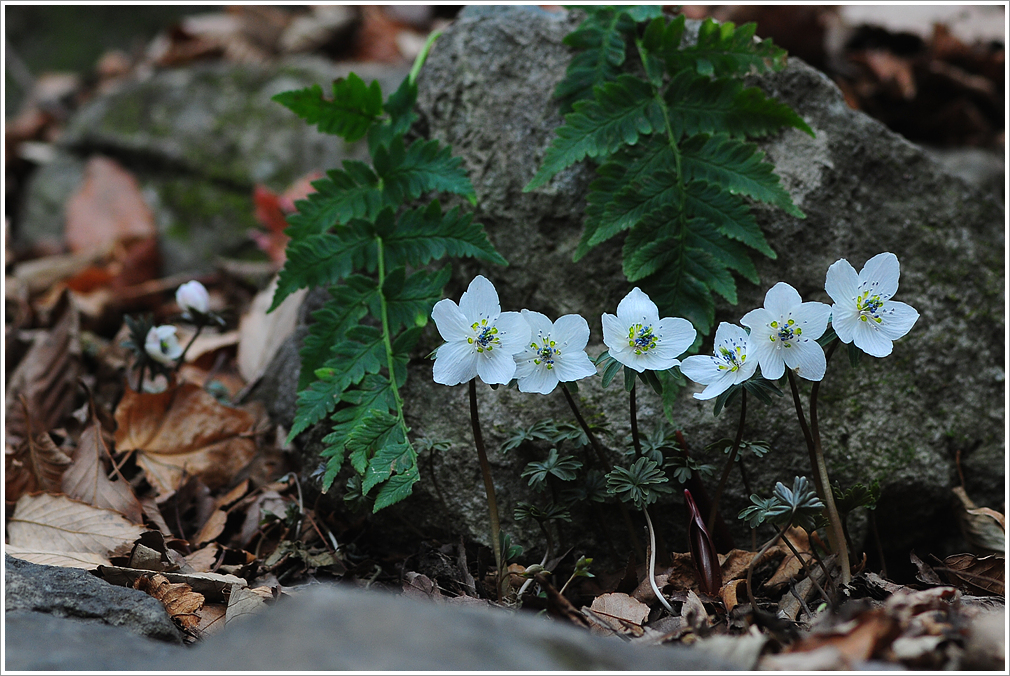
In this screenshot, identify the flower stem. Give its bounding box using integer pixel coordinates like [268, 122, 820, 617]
[629, 382, 643, 457]
[642, 505, 674, 613]
[173, 324, 204, 374]
[780, 529, 832, 608]
[787, 369, 851, 586]
[707, 389, 747, 535]
[469, 379, 503, 602]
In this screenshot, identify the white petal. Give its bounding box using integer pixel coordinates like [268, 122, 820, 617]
[790, 302, 831, 341]
[459, 275, 500, 324]
[713, 322, 748, 347]
[740, 307, 773, 331]
[616, 287, 659, 328]
[552, 350, 598, 383]
[764, 282, 802, 318]
[431, 299, 471, 342]
[477, 347, 517, 385]
[634, 349, 678, 372]
[736, 353, 758, 382]
[852, 320, 893, 358]
[654, 317, 696, 359]
[611, 348, 645, 372]
[521, 309, 554, 343]
[679, 354, 721, 385]
[513, 353, 538, 380]
[859, 252, 900, 299]
[783, 338, 826, 381]
[601, 312, 627, 353]
[831, 305, 860, 343]
[878, 301, 919, 341]
[696, 370, 737, 400]
[751, 338, 784, 381]
[552, 314, 591, 352]
[516, 363, 559, 394]
[432, 340, 478, 386]
[825, 258, 859, 305]
[494, 311, 532, 354]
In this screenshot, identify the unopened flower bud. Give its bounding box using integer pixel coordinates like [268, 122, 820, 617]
[145, 325, 183, 365]
[176, 280, 209, 315]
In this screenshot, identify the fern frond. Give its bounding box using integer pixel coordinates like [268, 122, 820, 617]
[385, 201, 506, 268]
[374, 137, 476, 205]
[288, 370, 347, 442]
[681, 133, 803, 217]
[346, 409, 403, 476]
[665, 19, 787, 78]
[525, 75, 664, 191]
[272, 73, 384, 141]
[271, 229, 374, 311]
[555, 7, 637, 109]
[298, 277, 376, 389]
[327, 325, 385, 388]
[369, 77, 419, 154]
[372, 465, 420, 511]
[284, 165, 382, 241]
[595, 170, 679, 248]
[683, 180, 775, 258]
[319, 375, 397, 490]
[382, 267, 451, 333]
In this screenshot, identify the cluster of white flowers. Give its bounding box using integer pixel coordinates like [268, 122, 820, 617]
[431, 253, 918, 399]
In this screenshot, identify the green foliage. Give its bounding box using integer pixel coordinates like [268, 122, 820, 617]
[522, 448, 583, 490]
[711, 375, 783, 417]
[606, 456, 673, 511]
[705, 437, 772, 461]
[270, 42, 506, 511]
[526, 8, 813, 336]
[832, 480, 881, 514]
[738, 476, 824, 532]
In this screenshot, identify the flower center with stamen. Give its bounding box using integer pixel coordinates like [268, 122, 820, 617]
[716, 344, 746, 372]
[767, 318, 802, 348]
[627, 323, 658, 354]
[531, 337, 560, 370]
[857, 292, 885, 324]
[467, 319, 500, 353]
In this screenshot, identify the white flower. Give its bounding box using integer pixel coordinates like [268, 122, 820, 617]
[602, 287, 696, 373]
[513, 310, 598, 394]
[825, 252, 919, 358]
[176, 280, 209, 315]
[741, 282, 831, 381]
[680, 322, 758, 400]
[431, 275, 530, 386]
[145, 325, 183, 365]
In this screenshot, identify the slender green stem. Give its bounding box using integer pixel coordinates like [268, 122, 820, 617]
[560, 384, 609, 468]
[629, 382, 643, 457]
[375, 237, 407, 417]
[707, 390, 747, 534]
[469, 379, 503, 602]
[173, 324, 204, 374]
[136, 362, 146, 392]
[642, 505, 674, 613]
[787, 369, 850, 586]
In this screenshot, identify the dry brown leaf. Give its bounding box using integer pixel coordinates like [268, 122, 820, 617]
[192, 603, 228, 638]
[589, 592, 650, 625]
[5, 400, 73, 504]
[193, 509, 228, 547]
[952, 486, 1005, 554]
[225, 584, 273, 626]
[5, 291, 81, 448]
[12, 243, 114, 294]
[402, 571, 444, 603]
[185, 543, 222, 573]
[7, 493, 145, 562]
[237, 277, 307, 384]
[4, 547, 110, 570]
[62, 424, 144, 524]
[64, 156, 156, 254]
[787, 608, 899, 661]
[99, 566, 245, 602]
[680, 589, 710, 633]
[214, 479, 249, 510]
[134, 573, 205, 632]
[114, 382, 257, 494]
[940, 553, 1004, 596]
[720, 578, 748, 614]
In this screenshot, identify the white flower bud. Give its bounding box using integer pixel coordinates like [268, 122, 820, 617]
[176, 280, 209, 315]
[145, 325, 183, 365]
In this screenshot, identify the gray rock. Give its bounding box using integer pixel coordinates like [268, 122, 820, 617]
[5, 554, 182, 643]
[5, 581, 738, 671]
[269, 6, 1004, 565]
[16, 58, 410, 275]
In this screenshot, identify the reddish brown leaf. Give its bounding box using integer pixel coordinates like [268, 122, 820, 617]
[787, 608, 899, 661]
[62, 424, 143, 524]
[5, 290, 81, 448]
[193, 509, 228, 547]
[5, 397, 73, 503]
[134, 573, 205, 632]
[114, 382, 257, 494]
[64, 156, 157, 254]
[940, 553, 1004, 596]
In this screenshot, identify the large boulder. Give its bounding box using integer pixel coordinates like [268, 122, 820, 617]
[16, 58, 409, 275]
[267, 6, 1003, 575]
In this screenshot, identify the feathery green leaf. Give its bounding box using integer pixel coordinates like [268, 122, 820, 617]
[272, 73, 383, 141]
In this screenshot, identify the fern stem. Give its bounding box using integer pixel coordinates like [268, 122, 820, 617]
[642, 505, 674, 613]
[375, 236, 408, 418]
[707, 389, 746, 534]
[469, 379, 503, 602]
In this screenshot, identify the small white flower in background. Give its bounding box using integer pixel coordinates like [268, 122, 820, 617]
[680, 322, 758, 400]
[176, 280, 209, 315]
[602, 287, 696, 373]
[514, 310, 598, 394]
[145, 325, 183, 365]
[431, 275, 531, 386]
[741, 282, 831, 381]
[825, 252, 919, 358]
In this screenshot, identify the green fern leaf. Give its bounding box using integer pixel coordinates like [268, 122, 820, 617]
[595, 170, 679, 248]
[346, 409, 403, 477]
[362, 438, 412, 495]
[372, 465, 420, 511]
[288, 371, 347, 442]
[685, 243, 737, 304]
[685, 217, 759, 286]
[525, 75, 664, 191]
[681, 133, 803, 217]
[320, 375, 397, 486]
[284, 165, 382, 240]
[622, 213, 680, 282]
[327, 325, 385, 388]
[683, 180, 774, 258]
[272, 73, 384, 141]
[368, 76, 419, 154]
[383, 266, 450, 333]
[374, 137, 476, 205]
[384, 201, 506, 268]
[647, 261, 716, 332]
[298, 277, 376, 389]
[555, 8, 636, 108]
[730, 86, 814, 138]
[666, 19, 787, 78]
[271, 229, 373, 311]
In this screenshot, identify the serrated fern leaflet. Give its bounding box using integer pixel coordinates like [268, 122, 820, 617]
[270, 40, 507, 511]
[526, 9, 813, 338]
